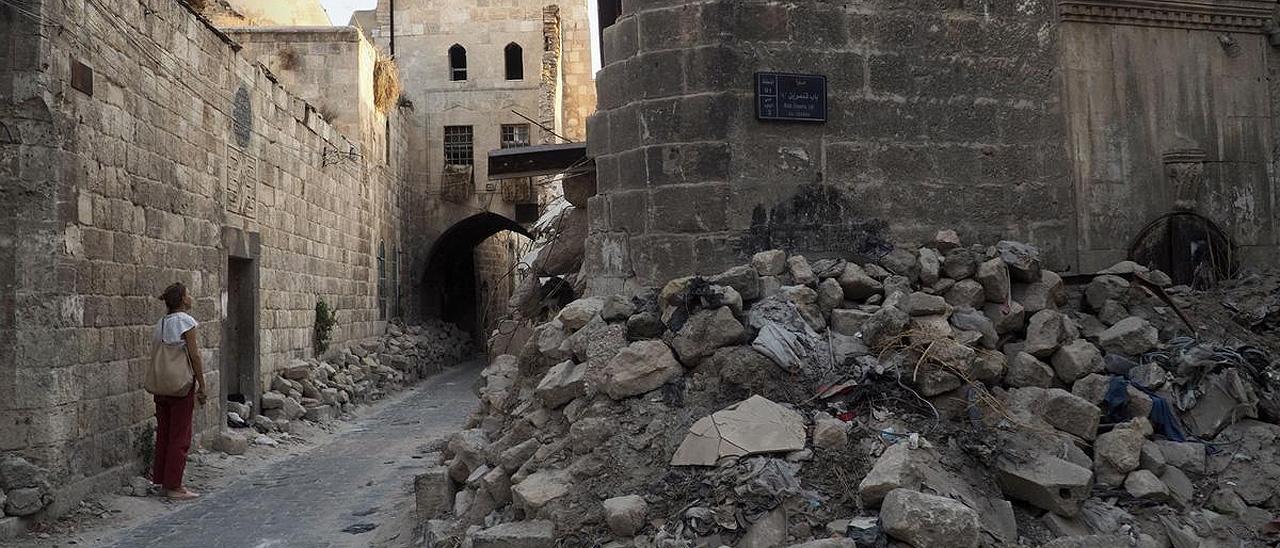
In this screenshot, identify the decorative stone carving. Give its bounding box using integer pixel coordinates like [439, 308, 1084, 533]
[1163, 149, 1206, 212]
[1058, 0, 1274, 33]
[226, 144, 259, 218]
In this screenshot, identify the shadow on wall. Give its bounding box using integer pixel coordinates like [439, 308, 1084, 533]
[421, 212, 530, 339]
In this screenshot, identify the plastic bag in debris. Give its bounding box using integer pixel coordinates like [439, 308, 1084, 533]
[748, 296, 832, 374]
[726, 458, 821, 514]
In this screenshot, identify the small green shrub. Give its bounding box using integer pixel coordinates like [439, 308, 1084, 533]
[314, 300, 338, 354]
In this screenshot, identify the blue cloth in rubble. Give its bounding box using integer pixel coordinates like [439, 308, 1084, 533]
[1102, 375, 1188, 442]
[1103, 376, 1130, 424]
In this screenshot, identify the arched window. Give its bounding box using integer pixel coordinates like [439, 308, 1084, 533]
[449, 44, 467, 81]
[504, 43, 523, 80]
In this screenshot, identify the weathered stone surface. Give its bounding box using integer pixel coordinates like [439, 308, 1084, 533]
[996, 454, 1093, 517]
[787, 255, 817, 286]
[261, 391, 286, 410]
[1085, 275, 1130, 310]
[779, 285, 825, 331]
[1160, 465, 1193, 505]
[949, 307, 996, 349]
[983, 300, 1025, 335]
[671, 396, 806, 466]
[1050, 339, 1104, 384]
[414, 467, 455, 520]
[880, 248, 920, 283]
[626, 312, 665, 340]
[470, 520, 555, 548]
[785, 540, 857, 548]
[511, 470, 572, 514]
[933, 229, 962, 252]
[1071, 373, 1152, 422]
[668, 307, 747, 365]
[1098, 300, 1128, 326]
[1094, 427, 1145, 486]
[917, 247, 941, 286]
[1155, 441, 1205, 475]
[1041, 389, 1101, 441]
[996, 240, 1041, 282]
[880, 489, 980, 548]
[858, 440, 936, 507]
[976, 258, 1010, 302]
[535, 360, 587, 408]
[1139, 441, 1166, 474]
[752, 250, 787, 276]
[602, 495, 648, 537]
[211, 431, 248, 455]
[944, 279, 985, 308]
[708, 265, 762, 302]
[740, 507, 787, 548]
[1012, 270, 1064, 314]
[1025, 310, 1076, 358]
[1006, 352, 1055, 388]
[4, 487, 51, 516]
[942, 247, 977, 280]
[600, 295, 636, 322]
[862, 306, 909, 348]
[557, 297, 604, 332]
[1124, 470, 1169, 501]
[1128, 363, 1168, 390]
[500, 438, 541, 472]
[601, 340, 683, 399]
[817, 278, 843, 315]
[903, 291, 949, 316]
[1183, 368, 1258, 439]
[838, 263, 882, 301]
[812, 412, 850, 450]
[1098, 317, 1159, 356]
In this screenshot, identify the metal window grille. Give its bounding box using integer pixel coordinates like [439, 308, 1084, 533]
[444, 126, 474, 166]
[500, 124, 530, 149]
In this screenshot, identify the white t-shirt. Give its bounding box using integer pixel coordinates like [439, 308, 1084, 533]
[155, 312, 199, 345]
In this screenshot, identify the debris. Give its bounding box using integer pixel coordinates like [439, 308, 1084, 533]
[601, 340, 683, 399]
[602, 495, 647, 537]
[671, 396, 806, 466]
[996, 454, 1093, 517]
[880, 488, 980, 548]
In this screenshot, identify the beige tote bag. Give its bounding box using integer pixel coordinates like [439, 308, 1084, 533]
[145, 324, 194, 397]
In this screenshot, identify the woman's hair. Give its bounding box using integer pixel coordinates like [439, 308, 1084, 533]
[159, 282, 187, 312]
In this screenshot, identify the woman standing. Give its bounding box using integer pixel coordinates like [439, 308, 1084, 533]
[151, 282, 207, 500]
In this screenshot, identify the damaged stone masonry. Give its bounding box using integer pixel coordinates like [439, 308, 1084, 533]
[438, 233, 1280, 547]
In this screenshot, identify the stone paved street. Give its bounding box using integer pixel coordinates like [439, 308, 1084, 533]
[100, 360, 483, 548]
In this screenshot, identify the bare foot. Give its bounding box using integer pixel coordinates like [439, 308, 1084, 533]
[164, 488, 200, 500]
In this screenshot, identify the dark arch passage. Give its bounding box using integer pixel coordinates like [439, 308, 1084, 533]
[422, 212, 531, 339]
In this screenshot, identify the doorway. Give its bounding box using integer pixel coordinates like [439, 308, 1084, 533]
[223, 256, 259, 404]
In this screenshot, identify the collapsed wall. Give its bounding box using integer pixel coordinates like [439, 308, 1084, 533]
[0, 0, 414, 519]
[423, 232, 1280, 547]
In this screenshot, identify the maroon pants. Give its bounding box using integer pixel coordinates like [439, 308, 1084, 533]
[153, 387, 195, 490]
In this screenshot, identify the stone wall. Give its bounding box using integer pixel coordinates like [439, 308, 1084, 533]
[473, 231, 530, 337]
[222, 0, 332, 26]
[0, 0, 410, 514]
[585, 0, 1071, 291]
[584, 0, 1280, 292]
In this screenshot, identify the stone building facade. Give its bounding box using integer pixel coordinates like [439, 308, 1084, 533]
[584, 0, 1280, 292]
[0, 0, 413, 515]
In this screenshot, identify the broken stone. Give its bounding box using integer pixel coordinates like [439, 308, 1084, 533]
[708, 265, 762, 302]
[1050, 339, 1104, 384]
[997, 240, 1041, 282]
[1071, 373, 1152, 421]
[602, 495, 648, 537]
[1094, 427, 1145, 486]
[1160, 465, 1193, 505]
[569, 417, 612, 454]
[779, 285, 825, 330]
[880, 489, 980, 548]
[4, 487, 51, 516]
[1006, 352, 1055, 388]
[740, 506, 787, 548]
[817, 278, 843, 315]
[1098, 300, 1128, 326]
[942, 247, 977, 280]
[918, 247, 941, 286]
[671, 395, 806, 466]
[1041, 388, 1101, 441]
[944, 279, 985, 308]
[909, 314, 953, 338]
[786, 540, 857, 548]
[1139, 441, 1166, 474]
[1154, 441, 1205, 475]
[858, 439, 936, 507]
[1013, 270, 1065, 314]
[1127, 363, 1168, 390]
[902, 291, 949, 316]
[983, 300, 1025, 335]
[933, 229, 962, 252]
[211, 431, 248, 456]
[996, 453, 1093, 517]
[1085, 275, 1130, 310]
[448, 429, 490, 473]
[668, 306, 747, 365]
[812, 412, 850, 450]
[600, 295, 635, 322]
[862, 306, 909, 348]
[601, 340, 683, 399]
[469, 520, 555, 548]
[838, 263, 882, 301]
[787, 255, 817, 286]
[1207, 487, 1247, 516]
[1124, 470, 1169, 501]
[879, 248, 920, 283]
[261, 391, 286, 410]
[1183, 368, 1258, 439]
[535, 360, 587, 408]
[1098, 317, 1159, 356]
[557, 297, 604, 332]
[1025, 310, 1078, 358]
[481, 467, 512, 505]
[949, 307, 997, 349]
[511, 470, 571, 514]
[500, 438, 541, 472]
[976, 258, 1011, 302]
[414, 467, 455, 520]
[752, 250, 787, 276]
[626, 312, 665, 340]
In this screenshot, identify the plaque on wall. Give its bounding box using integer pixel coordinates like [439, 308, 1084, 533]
[755, 72, 827, 123]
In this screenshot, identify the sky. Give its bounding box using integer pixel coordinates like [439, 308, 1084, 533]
[320, 0, 375, 26]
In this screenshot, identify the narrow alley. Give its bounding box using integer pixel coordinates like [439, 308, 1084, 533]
[95, 361, 481, 548]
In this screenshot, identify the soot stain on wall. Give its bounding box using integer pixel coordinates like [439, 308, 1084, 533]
[738, 185, 892, 261]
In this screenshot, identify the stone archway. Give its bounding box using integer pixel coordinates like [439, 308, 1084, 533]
[421, 212, 531, 338]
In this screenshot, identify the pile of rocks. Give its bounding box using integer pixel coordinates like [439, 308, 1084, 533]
[414, 233, 1280, 547]
[0, 456, 54, 519]
[222, 319, 472, 441]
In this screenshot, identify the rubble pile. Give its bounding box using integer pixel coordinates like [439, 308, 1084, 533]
[225, 319, 472, 436]
[417, 233, 1280, 547]
[0, 455, 55, 518]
